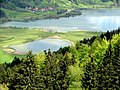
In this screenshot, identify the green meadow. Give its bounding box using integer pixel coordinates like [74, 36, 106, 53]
[0, 27, 55, 47]
[1, 8, 58, 21]
[58, 31, 102, 43]
[2, 8, 79, 22]
[0, 27, 102, 63]
[0, 27, 55, 63]
[0, 49, 25, 63]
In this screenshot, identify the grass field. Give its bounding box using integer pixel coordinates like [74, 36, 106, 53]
[0, 27, 55, 63]
[0, 27, 102, 63]
[1, 8, 72, 22]
[0, 49, 25, 63]
[58, 31, 102, 43]
[0, 27, 55, 47]
[2, 8, 58, 21]
[1, 7, 82, 23]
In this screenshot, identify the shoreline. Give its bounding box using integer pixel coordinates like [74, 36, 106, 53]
[48, 35, 75, 46]
[0, 8, 82, 24]
[2, 47, 26, 55]
[0, 7, 119, 24]
[0, 29, 102, 55]
[2, 35, 75, 55]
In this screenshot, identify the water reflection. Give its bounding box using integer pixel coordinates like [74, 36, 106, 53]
[10, 38, 71, 53]
[0, 9, 120, 32]
[88, 16, 119, 31]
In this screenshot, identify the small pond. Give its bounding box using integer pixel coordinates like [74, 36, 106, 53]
[10, 38, 71, 54]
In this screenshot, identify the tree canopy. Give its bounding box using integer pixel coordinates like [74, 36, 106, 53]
[0, 28, 120, 89]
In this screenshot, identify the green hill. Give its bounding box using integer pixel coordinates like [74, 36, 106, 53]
[0, 0, 118, 11]
[0, 0, 119, 22]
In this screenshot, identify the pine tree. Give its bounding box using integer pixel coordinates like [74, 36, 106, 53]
[0, 63, 11, 84]
[112, 39, 120, 89]
[58, 52, 70, 90]
[40, 49, 59, 90]
[8, 51, 41, 90]
[82, 55, 97, 89]
[97, 42, 119, 89]
[40, 50, 70, 90]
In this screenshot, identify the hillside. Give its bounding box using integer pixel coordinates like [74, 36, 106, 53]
[0, 0, 119, 11]
[0, 0, 119, 23]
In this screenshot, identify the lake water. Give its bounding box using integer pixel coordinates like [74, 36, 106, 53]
[10, 38, 71, 53]
[0, 9, 120, 32]
[1, 9, 120, 53]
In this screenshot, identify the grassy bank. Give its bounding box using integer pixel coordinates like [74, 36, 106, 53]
[58, 31, 102, 43]
[1, 8, 81, 23]
[0, 27, 55, 63]
[0, 27, 55, 47]
[1, 6, 118, 23]
[0, 49, 25, 63]
[0, 28, 102, 48]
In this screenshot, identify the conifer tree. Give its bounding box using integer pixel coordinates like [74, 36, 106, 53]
[8, 51, 41, 90]
[40, 49, 59, 90]
[40, 50, 70, 90]
[112, 39, 120, 89]
[0, 63, 10, 84]
[97, 42, 119, 89]
[82, 55, 97, 89]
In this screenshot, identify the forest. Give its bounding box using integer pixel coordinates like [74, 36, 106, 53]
[0, 0, 120, 89]
[0, 28, 120, 89]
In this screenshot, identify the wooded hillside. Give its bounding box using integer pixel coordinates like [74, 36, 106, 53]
[0, 0, 119, 11]
[0, 29, 120, 89]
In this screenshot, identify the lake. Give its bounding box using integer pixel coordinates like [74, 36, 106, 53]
[1, 9, 120, 53]
[10, 38, 71, 54]
[0, 9, 120, 32]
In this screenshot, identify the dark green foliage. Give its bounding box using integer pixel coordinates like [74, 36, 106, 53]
[0, 10, 6, 18]
[0, 63, 10, 83]
[112, 39, 120, 70]
[57, 9, 67, 15]
[77, 29, 120, 89]
[101, 29, 120, 40]
[0, 49, 76, 89]
[7, 51, 41, 90]
[10, 57, 22, 68]
[82, 40, 120, 89]
[96, 43, 118, 89]
[0, 0, 3, 3]
[76, 28, 120, 48]
[77, 36, 97, 46]
[57, 46, 71, 55]
[0, 57, 22, 84]
[82, 56, 98, 89]
[40, 49, 73, 90]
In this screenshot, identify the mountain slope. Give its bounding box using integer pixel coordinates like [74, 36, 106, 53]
[0, 0, 118, 11]
[0, 0, 119, 22]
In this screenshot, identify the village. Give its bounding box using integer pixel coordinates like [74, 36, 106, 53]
[26, 6, 55, 12]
